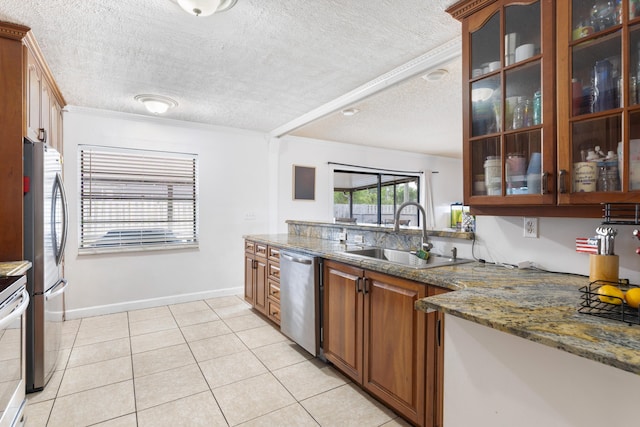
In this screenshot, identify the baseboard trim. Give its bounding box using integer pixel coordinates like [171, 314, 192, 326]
[64, 286, 244, 320]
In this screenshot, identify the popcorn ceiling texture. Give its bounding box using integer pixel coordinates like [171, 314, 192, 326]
[0, 0, 461, 154]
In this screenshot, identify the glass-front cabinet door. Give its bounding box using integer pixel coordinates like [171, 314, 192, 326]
[464, 0, 555, 205]
[558, 0, 640, 203]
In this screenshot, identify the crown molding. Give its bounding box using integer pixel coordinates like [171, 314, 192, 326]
[445, 0, 499, 21]
[0, 21, 30, 41]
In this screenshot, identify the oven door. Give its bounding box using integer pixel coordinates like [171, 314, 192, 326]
[0, 286, 29, 427]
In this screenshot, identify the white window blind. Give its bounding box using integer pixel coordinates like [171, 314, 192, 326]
[78, 145, 198, 253]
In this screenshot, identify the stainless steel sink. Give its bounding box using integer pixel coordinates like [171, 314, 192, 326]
[341, 247, 473, 269]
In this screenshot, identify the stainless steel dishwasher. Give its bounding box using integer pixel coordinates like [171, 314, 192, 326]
[279, 250, 320, 356]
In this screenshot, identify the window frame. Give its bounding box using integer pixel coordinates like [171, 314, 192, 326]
[77, 145, 199, 254]
[333, 169, 421, 226]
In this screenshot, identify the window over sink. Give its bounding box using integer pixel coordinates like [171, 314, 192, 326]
[77, 145, 199, 253]
[333, 169, 420, 226]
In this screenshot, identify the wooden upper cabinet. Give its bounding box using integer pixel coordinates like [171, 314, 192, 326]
[449, 0, 640, 216]
[26, 49, 43, 143]
[448, 0, 557, 209]
[49, 99, 63, 152]
[25, 41, 63, 151]
[556, 0, 640, 204]
[0, 22, 66, 260]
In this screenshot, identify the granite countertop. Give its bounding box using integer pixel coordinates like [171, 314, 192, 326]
[0, 260, 32, 277]
[245, 233, 640, 376]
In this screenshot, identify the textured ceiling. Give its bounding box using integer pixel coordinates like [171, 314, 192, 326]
[290, 56, 463, 158]
[0, 0, 462, 157]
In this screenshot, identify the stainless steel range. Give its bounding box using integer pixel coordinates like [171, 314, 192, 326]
[0, 275, 29, 427]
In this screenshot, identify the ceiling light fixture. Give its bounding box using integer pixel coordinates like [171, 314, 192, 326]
[134, 94, 178, 115]
[176, 0, 238, 16]
[341, 108, 360, 117]
[422, 68, 449, 81]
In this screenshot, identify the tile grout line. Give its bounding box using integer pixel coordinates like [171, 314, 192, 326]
[32, 297, 402, 427]
[180, 300, 233, 427]
[126, 309, 139, 427]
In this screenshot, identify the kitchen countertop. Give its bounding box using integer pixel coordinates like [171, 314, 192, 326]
[0, 260, 32, 277]
[245, 233, 640, 376]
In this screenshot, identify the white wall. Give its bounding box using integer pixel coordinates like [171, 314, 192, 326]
[62, 108, 640, 317]
[269, 134, 640, 282]
[270, 135, 464, 233]
[63, 108, 270, 318]
[444, 316, 640, 426]
[450, 216, 640, 284]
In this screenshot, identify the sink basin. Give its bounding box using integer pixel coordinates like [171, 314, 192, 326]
[341, 247, 473, 269]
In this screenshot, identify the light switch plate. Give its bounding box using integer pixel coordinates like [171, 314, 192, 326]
[524, 217, 538, 238]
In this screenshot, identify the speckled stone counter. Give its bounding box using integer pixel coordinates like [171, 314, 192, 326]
[0, 260, 32, 276]
[245, 233, 640, 376]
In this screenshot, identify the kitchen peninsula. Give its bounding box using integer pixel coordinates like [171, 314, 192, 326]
[247, 220, 640, 426]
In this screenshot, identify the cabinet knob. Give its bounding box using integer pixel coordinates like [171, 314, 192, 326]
[558, 169, 567, 194]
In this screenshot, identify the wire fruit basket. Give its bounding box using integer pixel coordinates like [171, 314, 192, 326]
[578, 280, 640, 325]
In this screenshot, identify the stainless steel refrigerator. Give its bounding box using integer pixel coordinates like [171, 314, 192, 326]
[23, 139, 69, 393]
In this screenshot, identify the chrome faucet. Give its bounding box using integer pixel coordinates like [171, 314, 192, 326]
[394, 201, 433, 251]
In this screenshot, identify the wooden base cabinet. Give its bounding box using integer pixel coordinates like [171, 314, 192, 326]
[323, 260, 444, 426]
[244, 241, 268, 315]
[266, 246, 281, 325]
[244, 240, 281, 325]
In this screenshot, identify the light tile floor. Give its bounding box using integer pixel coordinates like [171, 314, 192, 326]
[25, 295, 411, 426]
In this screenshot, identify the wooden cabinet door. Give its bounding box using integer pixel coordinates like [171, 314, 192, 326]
[426, 286, 448, 427]
[26, 50, 42, 142]
[40, 77, 51, 144]
[254, 257, 268, 315]
[49, 100, 63, 153]
[363, 270, 427, 425]
[244, 254, 255, 305]
[448, 0, 560, 213]
[323, 260, 364, 383]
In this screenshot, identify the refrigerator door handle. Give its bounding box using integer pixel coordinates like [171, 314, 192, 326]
[45, 279, 68, 301]
[52, 172, 69, 266]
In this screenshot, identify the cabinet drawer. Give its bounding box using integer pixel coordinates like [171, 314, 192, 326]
[268, 280, 280, 303]
[267, 299, 281, 325]
[255, 243, 268, 258]
[268, 262, 280, 281]
[245, 240, 255, 254]
[268, 246, 280, 262]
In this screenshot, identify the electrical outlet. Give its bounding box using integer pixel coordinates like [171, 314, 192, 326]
[338, 232, 347, 241]
[523, 217, 538, 238]
[354, 235, 364, 244]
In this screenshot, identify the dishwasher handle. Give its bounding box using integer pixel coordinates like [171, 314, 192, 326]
[281, 253, 312, 265]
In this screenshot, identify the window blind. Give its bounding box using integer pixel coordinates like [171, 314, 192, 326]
[78, 145, 198, 253]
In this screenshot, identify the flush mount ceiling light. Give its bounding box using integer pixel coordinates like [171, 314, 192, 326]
[422, 69, 449, 81]
[176, 0, 238, 16]
[341, 108, 360, 117]
[134, 94, 178, 114]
